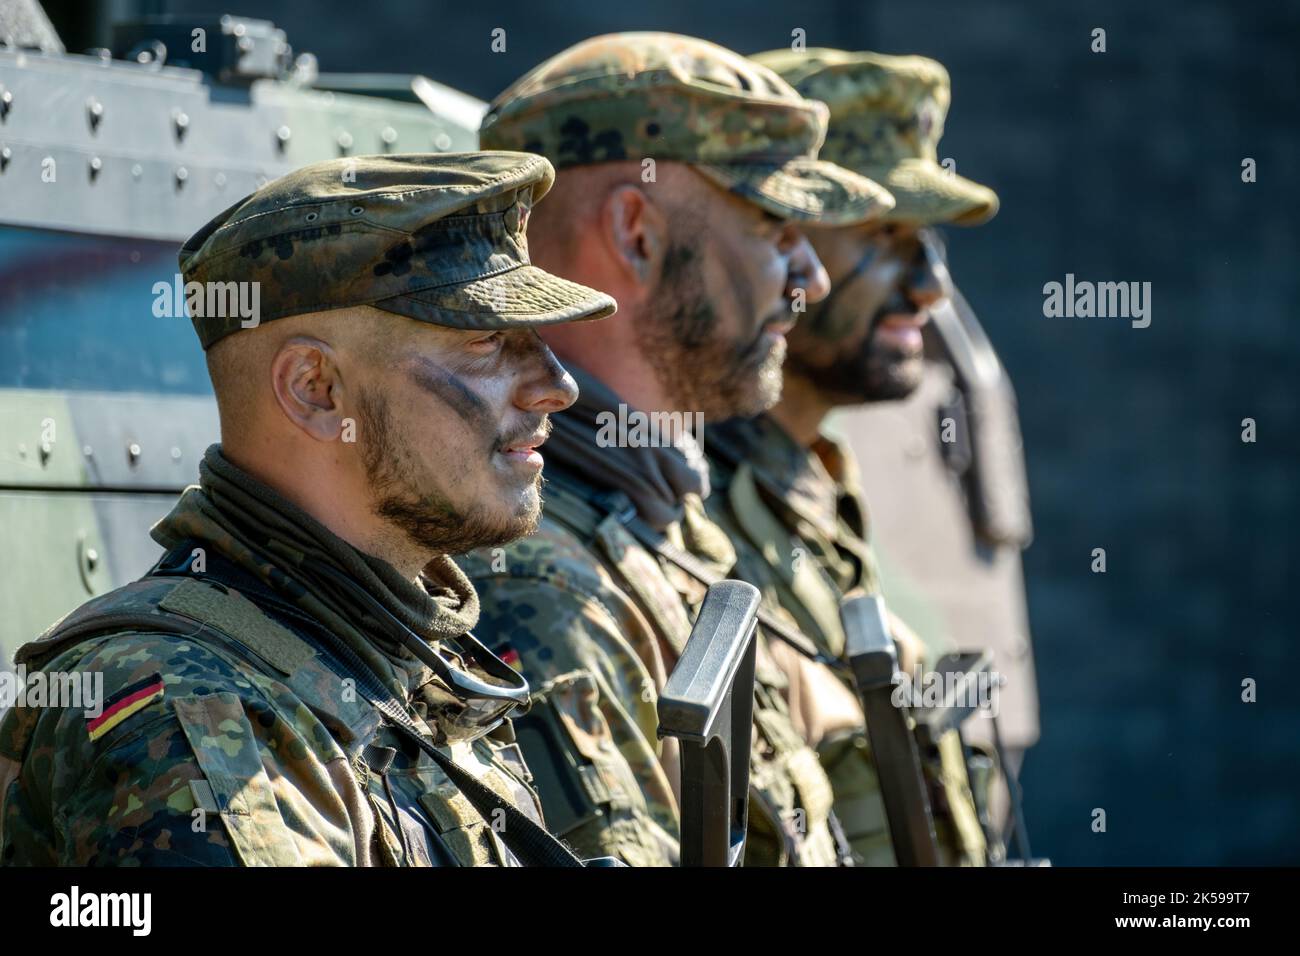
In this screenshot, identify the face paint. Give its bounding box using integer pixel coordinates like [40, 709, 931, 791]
[786, 228, 930, 404]
[637, 226, 790, 420]
[354, 330, 565, 557]
[406, 354, 496, 438]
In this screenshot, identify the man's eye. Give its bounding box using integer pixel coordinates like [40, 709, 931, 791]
[470, 332, 504, 350]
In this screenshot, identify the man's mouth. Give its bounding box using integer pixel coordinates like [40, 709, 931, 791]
[872, 310, 930, 353]
[497, 428, 549, 469]
[765, 315, 797, 338]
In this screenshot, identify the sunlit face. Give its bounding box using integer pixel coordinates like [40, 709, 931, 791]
[636, 179, 831, 420]
[355, 324, 577, 555]
[784, 222, 947, 404]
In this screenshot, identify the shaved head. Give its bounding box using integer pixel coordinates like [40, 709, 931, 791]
[204, 305, 397, 442]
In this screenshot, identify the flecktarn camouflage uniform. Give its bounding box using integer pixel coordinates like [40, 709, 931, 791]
[464, 32, 893, 866]
[0, 152, 615, 866]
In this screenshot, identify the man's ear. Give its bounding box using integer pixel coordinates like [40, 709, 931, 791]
[269, 336, 348, 442]
[603, 184, 669, 290]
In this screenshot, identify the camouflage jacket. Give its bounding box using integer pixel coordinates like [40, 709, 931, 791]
[706, 414, 988, 865]
[460, 475, 844, 867]
[0, 465, 549, 867]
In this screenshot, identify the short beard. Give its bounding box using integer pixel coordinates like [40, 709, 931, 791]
[785, 301, 925, 404]
[357, 387, 541, 556]
[636, 238, 785, 419]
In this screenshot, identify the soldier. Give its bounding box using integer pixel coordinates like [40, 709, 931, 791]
[767, 50, 1038, 839]
[703, 47, 1021, 863]
[459, 32, 894, 866]
[0, 152, 617, 866]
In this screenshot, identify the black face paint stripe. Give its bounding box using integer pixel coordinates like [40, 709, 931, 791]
[406, 356, 495, 437]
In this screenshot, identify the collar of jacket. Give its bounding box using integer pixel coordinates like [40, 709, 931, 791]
[710, 414, 852, 544]
[542, 364, 711, 533]
[150, 445, 480, 701]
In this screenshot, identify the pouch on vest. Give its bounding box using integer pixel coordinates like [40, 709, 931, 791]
[817, 729, 896, 866]
[509, 670, 653, 854]
[174, 691, 306, 866]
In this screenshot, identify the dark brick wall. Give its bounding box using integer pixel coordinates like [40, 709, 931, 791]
[133, 0, 1299, 863]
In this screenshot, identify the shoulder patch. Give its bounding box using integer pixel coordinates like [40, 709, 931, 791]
[86, 672, 164, 742]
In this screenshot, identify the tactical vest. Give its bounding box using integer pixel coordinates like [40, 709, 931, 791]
[708, 441, 989, 866]
[507, 666, 680, 867]
[540, 475, 846, 867]
[5, 544, 579, 867]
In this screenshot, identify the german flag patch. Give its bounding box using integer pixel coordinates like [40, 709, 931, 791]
[498, 646, 522, 672]
[87, 673, 164, 742]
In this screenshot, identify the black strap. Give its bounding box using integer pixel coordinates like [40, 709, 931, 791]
[150, 542, 585, 868]
[546, 472, 852, 676]
[370, 690, 585, 869]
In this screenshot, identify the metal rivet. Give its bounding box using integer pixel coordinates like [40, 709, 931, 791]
[83, 445, 93, 458]
[275, 125, 291, 153]
[1, 86, 13, 118]
[380, 125, 397, 149]
[85, 547, 99, 570]
[88, 155, 102, 180]
[39, 441, 52, 464]
[131, 163, 142, 179]
[127, 442, 141, 463]
[305, 211, 318, 222]
[87, 96, 103, 131]
[350, 205, 364, 215]
[214, 171, 227, 188]
[17, 443, 26, 458]
[434, 131, 451, 151]
[0, 145, 10, 171]
[175, 166, 188, 189]
[172, 108, 189, 141]
[170, 446, 182, 461]
[336, 130, 353, 152]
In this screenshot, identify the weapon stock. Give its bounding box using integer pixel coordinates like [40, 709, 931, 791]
[657, 580, 760, 867]
[840, 591, 942, 867]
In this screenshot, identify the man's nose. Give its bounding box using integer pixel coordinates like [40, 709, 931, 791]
[784, 228, 832, 304]
[515, 337, 579, 414]
[905, 239, 947, 310]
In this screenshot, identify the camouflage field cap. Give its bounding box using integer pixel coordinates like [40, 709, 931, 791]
[479, 32, 894, 226]
[178, 151, 617, 349]
[752, 48, 999, 226]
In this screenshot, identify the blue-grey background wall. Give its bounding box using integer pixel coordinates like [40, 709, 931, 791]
[100, 0, 1300, 863]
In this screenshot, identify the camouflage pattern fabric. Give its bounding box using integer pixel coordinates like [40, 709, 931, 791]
[459, 512, 683, 867]
[178, 151, 615, 349]
[706, 414, 987, 865]
[0, 447, 544, 866]
[752, 48, 999, 226]
[479, 32, 893, 227]
[460, 466, 844, 867]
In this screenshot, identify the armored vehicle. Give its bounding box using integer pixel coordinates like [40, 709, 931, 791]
[0, 0, 485, 709]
